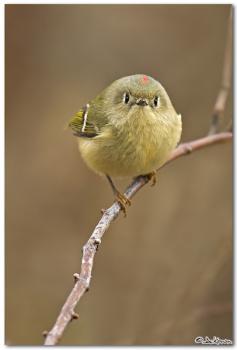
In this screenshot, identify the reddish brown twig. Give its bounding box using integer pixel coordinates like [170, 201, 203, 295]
[165, 132, 232, 165]
[209, 10, 232, 135]
[44, 130, 232, 345]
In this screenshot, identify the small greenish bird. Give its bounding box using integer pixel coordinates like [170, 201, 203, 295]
[69, 74, 182, 214]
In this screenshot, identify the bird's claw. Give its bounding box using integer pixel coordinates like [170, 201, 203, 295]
[115, 192, 131, 217]
[147, 171, 157, 187]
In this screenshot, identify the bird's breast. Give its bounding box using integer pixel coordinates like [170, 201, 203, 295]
[79, 110, 181, 177]
[113, 116, 169, 174]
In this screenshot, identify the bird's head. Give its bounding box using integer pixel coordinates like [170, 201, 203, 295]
[103, 74, 175, 126]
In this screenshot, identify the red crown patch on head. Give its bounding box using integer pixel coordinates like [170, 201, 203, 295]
[142, 75, 149, 84]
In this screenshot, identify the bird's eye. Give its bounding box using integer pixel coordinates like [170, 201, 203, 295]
[154, 96, 160, 107]
[123, 92, 130, 104]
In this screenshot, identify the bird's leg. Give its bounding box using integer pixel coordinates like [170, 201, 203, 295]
[146, 170, 157, 186]
[106, 175, 131, 216]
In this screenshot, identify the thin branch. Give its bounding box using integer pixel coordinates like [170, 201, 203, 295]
[44, 130, 232, 345]
[208, 10, 232, 135]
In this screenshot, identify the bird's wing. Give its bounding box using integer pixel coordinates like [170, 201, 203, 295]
[68, 103, 100, 138]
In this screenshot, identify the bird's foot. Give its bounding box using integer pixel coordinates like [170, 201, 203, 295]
[146, 171, 157, 186]
[115, 192, 131, 217]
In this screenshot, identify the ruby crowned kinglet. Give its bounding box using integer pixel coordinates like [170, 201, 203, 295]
[69, 74, 182, 214]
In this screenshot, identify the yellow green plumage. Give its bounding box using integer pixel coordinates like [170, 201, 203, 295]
[69, 74, 182, 178]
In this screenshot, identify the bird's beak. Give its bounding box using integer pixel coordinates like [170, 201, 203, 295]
[136, 98, 149, 106]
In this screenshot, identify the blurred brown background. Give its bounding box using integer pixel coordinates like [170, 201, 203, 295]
[5, 4, 232, 346]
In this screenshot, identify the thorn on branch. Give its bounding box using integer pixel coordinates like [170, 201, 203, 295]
[71, 312, 79, 321]
[42, 330, 48, 338]
[93, 238, 101, 251]
[73, 273, 80, 283]
[73, 272, 90, 291]
[184, 144, 193, 154]
[73, 273, 90, 291]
